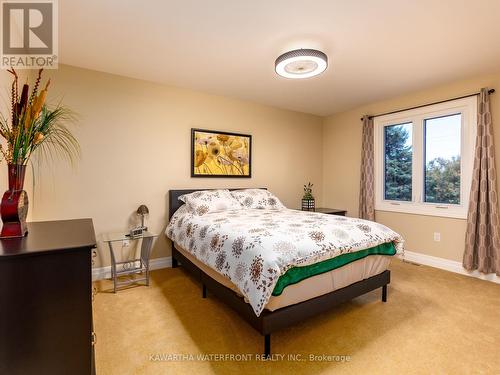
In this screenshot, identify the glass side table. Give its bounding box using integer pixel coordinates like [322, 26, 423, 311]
[103, 231, 158, 293]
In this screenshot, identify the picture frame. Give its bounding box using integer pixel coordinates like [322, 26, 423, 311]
[191, 128, 252, 178]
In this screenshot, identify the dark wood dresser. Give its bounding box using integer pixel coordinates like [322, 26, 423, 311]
[0, 219, 96, 375]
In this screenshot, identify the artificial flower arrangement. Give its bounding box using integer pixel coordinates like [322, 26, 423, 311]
[0, 68, 79, 166]
[301, 182, 315, 211]
[0, 68, 79, 237]
[303, 182, 314, 200]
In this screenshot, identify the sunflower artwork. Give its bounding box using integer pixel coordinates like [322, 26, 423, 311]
[191, 129, 251, 177]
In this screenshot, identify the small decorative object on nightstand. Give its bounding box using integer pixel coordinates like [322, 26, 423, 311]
[136, 204, 149, 230]
[103, 231, 158, 293]
[301, 182, 315, 211]
[315, 207, 347, 216]
[128, 205, 149, 238]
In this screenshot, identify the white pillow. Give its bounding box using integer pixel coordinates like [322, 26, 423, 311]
[179, 189, 242, 216]
[231, 189, 286, 210]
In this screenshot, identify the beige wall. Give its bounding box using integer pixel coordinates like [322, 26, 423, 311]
[322, 71, 500, 262]
[4, 64, 499, 266]
[0, 65, 323, 267]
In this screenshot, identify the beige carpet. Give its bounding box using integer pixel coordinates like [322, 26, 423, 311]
[93, 259, 500, 375]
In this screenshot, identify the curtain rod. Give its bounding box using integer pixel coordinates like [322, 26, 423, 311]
[360, 88, 495, 121]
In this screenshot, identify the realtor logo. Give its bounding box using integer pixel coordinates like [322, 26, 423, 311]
[1, 0, 58, 69]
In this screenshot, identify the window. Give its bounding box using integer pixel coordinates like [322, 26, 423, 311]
[374, 97, 476, 218]
[384, 122, 412, 201]
[424, 114, 461, 205]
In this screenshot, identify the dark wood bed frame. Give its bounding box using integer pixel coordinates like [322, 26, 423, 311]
[168, 189, 390, 357]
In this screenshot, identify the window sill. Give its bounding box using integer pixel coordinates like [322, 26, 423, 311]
[375, 202, 467, 219]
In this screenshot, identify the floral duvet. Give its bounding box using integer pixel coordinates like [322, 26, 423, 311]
[166, 206, 404, 316]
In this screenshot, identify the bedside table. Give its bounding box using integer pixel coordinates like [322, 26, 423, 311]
[315, 207, 347, 216]
[103, 231, 158, 293]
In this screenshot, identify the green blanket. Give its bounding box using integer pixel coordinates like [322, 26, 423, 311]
[272, 242, 396, 296]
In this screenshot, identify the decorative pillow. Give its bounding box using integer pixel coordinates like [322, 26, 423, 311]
[179, 189, 242, 216]
[231, 189, 286, 210]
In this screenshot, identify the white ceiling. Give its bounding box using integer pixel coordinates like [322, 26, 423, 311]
[60, 0, 500, 116]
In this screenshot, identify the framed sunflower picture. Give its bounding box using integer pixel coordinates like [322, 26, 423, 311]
[191, 128, 252, 177]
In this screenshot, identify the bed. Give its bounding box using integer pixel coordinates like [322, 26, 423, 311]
[166, 188, 403, 356]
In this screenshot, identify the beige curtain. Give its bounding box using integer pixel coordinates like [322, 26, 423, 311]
[359, 115, 375, 220]
[463, 88, 500, 275]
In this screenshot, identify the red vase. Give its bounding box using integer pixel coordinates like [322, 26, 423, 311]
[0, 164, 29, 238]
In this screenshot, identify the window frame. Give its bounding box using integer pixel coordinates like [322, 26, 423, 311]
[374, 97, 477, 219]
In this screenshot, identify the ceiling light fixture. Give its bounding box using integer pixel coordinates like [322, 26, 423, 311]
[275, 49, 328, 79]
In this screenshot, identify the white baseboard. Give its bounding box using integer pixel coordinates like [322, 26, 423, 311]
[92, 256, 172, 281]
[399, 251, 500, 284]
[92, 252, 500, 285]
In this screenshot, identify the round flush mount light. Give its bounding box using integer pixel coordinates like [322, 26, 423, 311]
[275, 49, 328, 79]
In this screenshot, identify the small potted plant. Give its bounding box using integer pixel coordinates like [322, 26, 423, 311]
[301, 182, 315, 211]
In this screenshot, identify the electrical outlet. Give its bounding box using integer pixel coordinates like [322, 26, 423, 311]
[433, 232, 441, 242]
[122, 239, 130, 247]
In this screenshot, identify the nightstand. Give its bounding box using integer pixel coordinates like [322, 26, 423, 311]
[103, 231, 158, 293]
[315, 207, 347, 216]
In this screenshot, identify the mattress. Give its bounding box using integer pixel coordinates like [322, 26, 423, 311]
[175, 244, 391, 311]
[272, 241, 395, 296]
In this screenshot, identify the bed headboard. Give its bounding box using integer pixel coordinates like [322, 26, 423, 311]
[168, 188, 267, 220]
